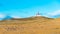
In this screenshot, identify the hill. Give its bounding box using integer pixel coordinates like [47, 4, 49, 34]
[0, 16, 60, 34]
[0, 16, 53, 24]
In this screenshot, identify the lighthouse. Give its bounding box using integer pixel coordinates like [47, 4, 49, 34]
[36, 11, 41, 16]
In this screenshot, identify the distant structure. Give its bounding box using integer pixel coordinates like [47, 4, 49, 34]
[36, 11, 41, 16]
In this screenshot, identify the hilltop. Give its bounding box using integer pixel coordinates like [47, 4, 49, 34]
[0, 16, 60, 34]
[0, 16, 54, 24]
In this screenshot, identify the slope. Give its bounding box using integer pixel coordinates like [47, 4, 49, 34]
[0, 16, 60, 34]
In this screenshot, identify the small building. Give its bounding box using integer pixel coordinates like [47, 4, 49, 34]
[36, 12, 41, 16]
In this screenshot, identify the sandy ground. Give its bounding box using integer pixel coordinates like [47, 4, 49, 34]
[0, 17, 60, 34]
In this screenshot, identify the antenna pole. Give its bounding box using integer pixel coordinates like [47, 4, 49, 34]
[36, 11, 40, 16]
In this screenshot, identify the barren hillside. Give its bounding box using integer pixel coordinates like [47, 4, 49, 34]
[0, 16, 60, 34]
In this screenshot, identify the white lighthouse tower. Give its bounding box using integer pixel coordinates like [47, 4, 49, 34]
[36, 11, 41, 16]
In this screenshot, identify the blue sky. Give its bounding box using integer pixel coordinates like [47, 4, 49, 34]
[0, 0, 60, 18]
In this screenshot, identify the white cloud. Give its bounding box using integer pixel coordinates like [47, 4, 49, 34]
[47, 10, 60, 16]
[11, 16, 20, 18]
[40, 10, 60, 18]
[0, 14, 6, 18]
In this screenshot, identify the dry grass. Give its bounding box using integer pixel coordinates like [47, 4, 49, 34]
[0, 16, 60, 34]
